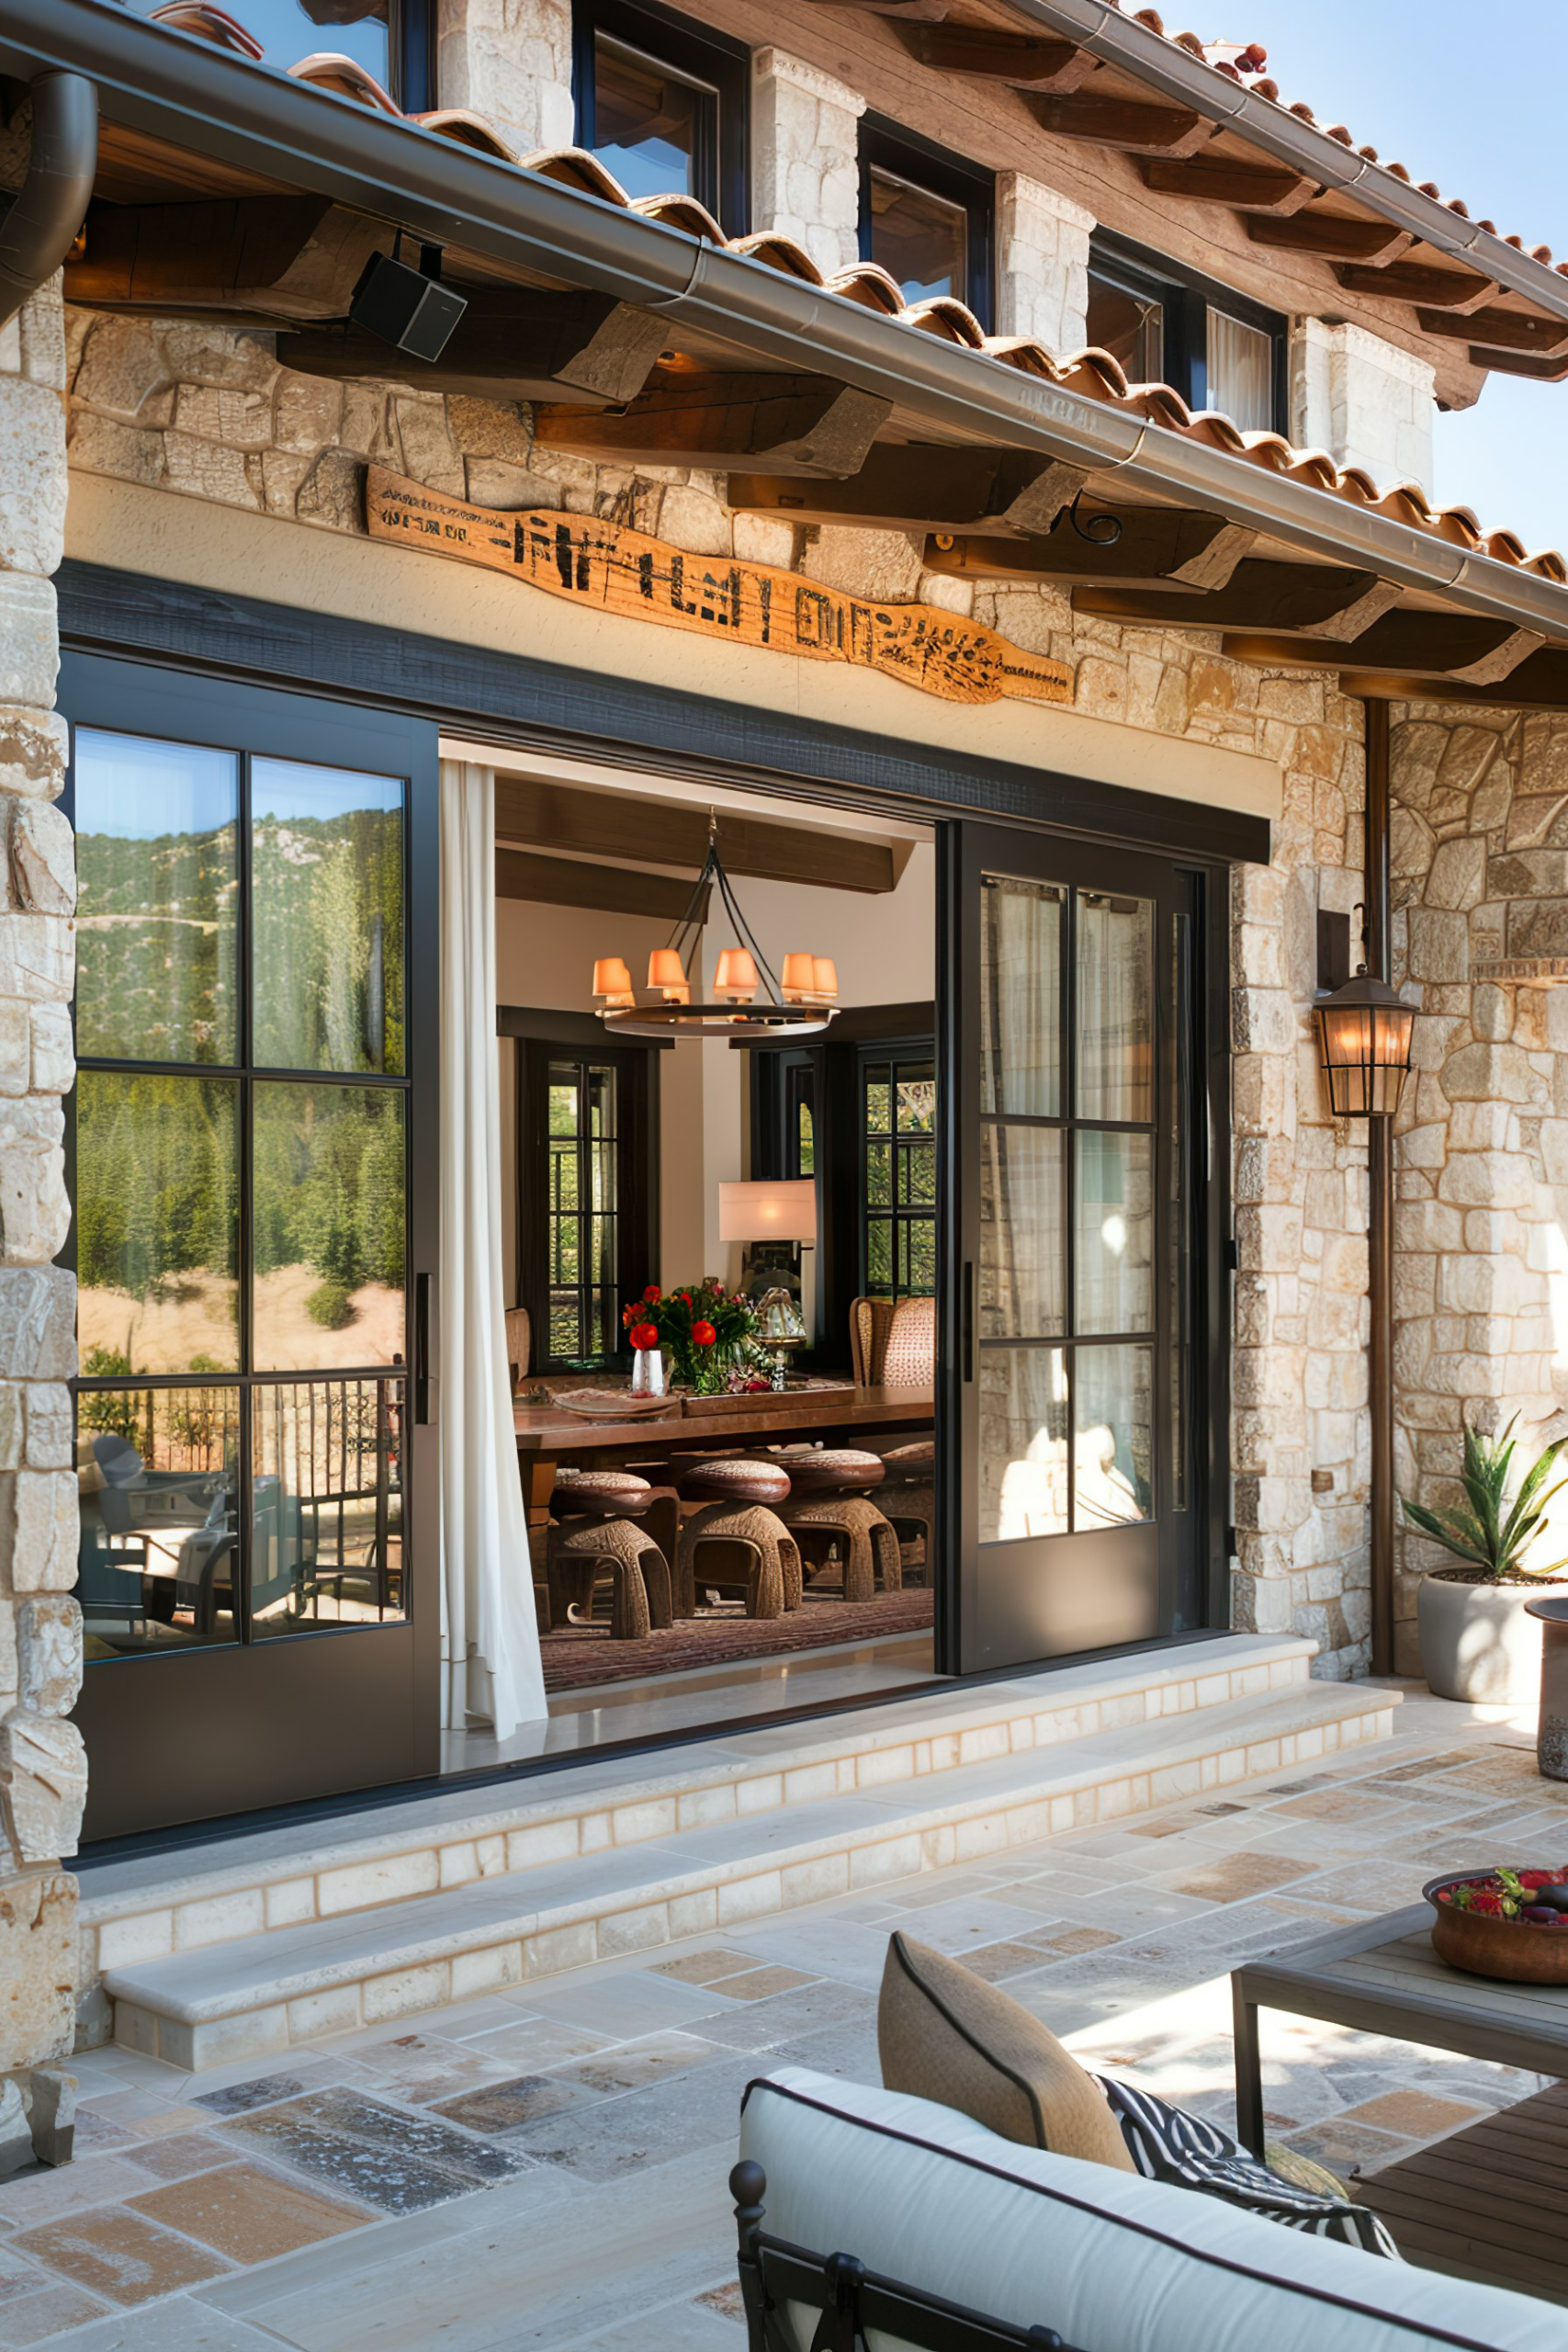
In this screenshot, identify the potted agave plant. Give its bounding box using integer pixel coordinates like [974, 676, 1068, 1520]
[1402, 1418, 1568, 1704]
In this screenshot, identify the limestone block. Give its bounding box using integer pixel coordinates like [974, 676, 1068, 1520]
[22, 1389, 68, 1476]
[1472, 983, 1512, 1044]
[751, 51, 864, 272]
[154, 322, 276, 392]
[1405, 907, 1468, 981]
[163, 430, 261, 510]
[1290, 319, 1435, 492]
[14, 1600, 78, 1722]
[17, 2065, 75, 2165]
[446, 393, 532, 465]
[0, 707, 63, 804]
[172, 382, 273, 451]
[1441, 1042, 1541, 1103]
[0, 1715, 85, 1864]
[1230, 1571, 1294, 1634]
[0, 2079, 28, 2181]
[0, 913, 72, 1011]
[296, 449, 365, 534]
[392, 396, 463, 492]
[463, 458, 555, 511]
[437, 0, 574, 160]
[274, 372, 344, 454]
[1507, 898, 1568, 960]
[72, 317, 174, 424]
[0, 377, 66, 577]
[995, 174, 1095, 351]
[8, 803, 73, 920]
[0, 577, 57, 712]
[27, 1008, 71, 1102]
[66, 409, 167, 488]
[800, 525, 921, 602]
[0, 1143, 66, 1269]
[0, 1389, 17, 1477]
[1438, 1149, 1535, 1211]
[0, 1272, 73, 1384]
[1230, 986, 1295, 1056]
[1425, 835, 1486, 910]
[0, 1002, 25, 1102]
[0, 1471, 76, 1594]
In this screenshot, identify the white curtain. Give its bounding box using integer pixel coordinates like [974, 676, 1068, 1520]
[438, 759, 547, 1737]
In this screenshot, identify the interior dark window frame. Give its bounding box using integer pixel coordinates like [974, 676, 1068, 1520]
[514, 1025, 660, 1374]
[571, 0, 750, 232]
[858, 113, 994, 329]
[1087, 227, 1287, 431]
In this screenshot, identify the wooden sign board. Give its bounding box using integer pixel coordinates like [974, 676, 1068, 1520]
[366, 467, 1072, 709]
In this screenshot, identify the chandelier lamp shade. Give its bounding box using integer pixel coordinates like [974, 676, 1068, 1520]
[1314, 967, 1415, 1118]
[591, 816, 841, 1039]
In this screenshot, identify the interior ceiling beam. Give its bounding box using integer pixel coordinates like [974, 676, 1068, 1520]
[494, 776, 898, 895]
[1224, 616, 1548, 686]
[1026, 92, 1217, 158]
[897, 24, 1098, 89]
[1074, 561, 1402, 638]
[1334, 259, 1499, 313]
[920, 509, 1254, 591]
[1136, 155, 1317, 217]
[283, 288, 669, 407]
[728, 444, 1087, 537]
[1416, 304, 1568, 357]
[534, 368, 893, 477]
[65, 194, 386, 322]
[1247, 212, 1415, 264]
[495, 847, 711, 921]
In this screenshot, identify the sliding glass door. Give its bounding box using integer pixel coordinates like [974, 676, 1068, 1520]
[64, 657, 439, 1841]
[939, 823, 1223, 1674]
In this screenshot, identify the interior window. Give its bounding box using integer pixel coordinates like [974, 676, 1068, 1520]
[869, 167, 968, 307]
[864, 1056, 938, 1301]
[591, 33, 713, 202]
[546, 1058, 620, 1363]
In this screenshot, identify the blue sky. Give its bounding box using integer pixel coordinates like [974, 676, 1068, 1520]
[1227, 1, 1568, 549]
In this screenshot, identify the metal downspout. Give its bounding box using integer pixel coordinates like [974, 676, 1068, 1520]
[0, 70, 98, 333]
[1363, 699, 1396, 1678]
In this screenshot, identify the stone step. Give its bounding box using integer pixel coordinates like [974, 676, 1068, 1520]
[101, 1674, 1398, 2069]
[79, 1634, 1316, 1987]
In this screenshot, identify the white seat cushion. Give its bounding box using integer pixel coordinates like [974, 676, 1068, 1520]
[739, 2068, 1561, 2352]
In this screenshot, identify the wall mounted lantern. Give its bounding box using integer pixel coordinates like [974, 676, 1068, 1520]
[1314, 967, 1415, 1118]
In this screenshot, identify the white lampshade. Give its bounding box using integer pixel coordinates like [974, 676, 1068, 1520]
[718, 1178, 818, 1245]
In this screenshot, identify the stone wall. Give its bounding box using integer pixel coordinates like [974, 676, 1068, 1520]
[1291, 321, 1437, 496]
[750, 49, 863, 274]
[62, 308, 1377, 1676]
[0, 103, 85, 2077]
[436, 0, 573, 160]
[1389, 705, 1568, 1670]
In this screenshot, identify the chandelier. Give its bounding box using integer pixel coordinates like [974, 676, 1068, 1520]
[592, 817, 840, 1040]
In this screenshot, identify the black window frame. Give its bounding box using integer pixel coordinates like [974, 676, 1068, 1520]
[1087, 228, 1287, 433]
[393, 0, 437, 113]
[571, 0, 750, 233]
[858, 114, 994, 329]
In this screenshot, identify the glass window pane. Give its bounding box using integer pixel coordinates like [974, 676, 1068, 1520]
[981, 876, 1062, 1116]
[979, 1347, 1068, 1542]
[866, 1218, 893, 1294]
[1075, 1132, 1153, 1336]
[896, 1068, 936, 1132]
[1086, 271, 1164, 382]
[870, 167, 966, 305]
[250, 1377, 405, 1637]
[864, 1069, 892, 1134]
[76, 1071, 240, 1374]
[1074, 1345, 1153, 1527]
[254, 1083, 406, 1369]
[906, 1221, 936, 1293]
[76, 1384, 241, 1653]
[74, 730, 238, 1065]
[866, 1141, 891, 1207]
[592, 34, 709, 202]
[1077, 892, 1153, 1123]
[252, 758, 404, 1075]
[1207, 308, 1273, 432]
[128, 0, 389, 83]
[981, 1125, 1063, 1339]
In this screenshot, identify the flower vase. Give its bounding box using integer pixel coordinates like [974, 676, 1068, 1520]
[630, 1347, 666, 1399]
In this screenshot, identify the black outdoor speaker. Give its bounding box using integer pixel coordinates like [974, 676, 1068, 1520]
[348, 251, 468, 362]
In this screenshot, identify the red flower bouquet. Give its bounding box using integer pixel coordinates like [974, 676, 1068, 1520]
[623, 1278, 759, 1393]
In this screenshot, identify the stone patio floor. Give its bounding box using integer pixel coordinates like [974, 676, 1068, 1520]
[1, 1679, 1562, 2348]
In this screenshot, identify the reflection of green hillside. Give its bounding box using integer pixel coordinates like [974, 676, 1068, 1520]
[253, 809, 404, 1075]
[76, 1072, 238, 1299]
[254, 1085, 405, 1295]
[76, 823, 236, 1063]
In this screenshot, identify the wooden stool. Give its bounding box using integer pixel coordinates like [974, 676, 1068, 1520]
[879, 1440, 935, 1587]
[776, 1449, 901, 1605]
[546, 1471, 673, 1641]
[675, 1459, 802, 1621]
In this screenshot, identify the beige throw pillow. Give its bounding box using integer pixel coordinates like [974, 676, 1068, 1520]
[878, 1931, 1135, 2172]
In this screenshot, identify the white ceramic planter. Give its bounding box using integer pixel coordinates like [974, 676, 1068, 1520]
[1416, 1572, 1557, 1705]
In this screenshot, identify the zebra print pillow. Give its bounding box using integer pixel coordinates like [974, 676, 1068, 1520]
[1091, 2075, 1401, 2260]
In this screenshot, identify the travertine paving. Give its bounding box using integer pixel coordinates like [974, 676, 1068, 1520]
[2, 1682, 1561, 2347]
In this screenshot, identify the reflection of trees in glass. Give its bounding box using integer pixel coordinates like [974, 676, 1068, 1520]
[252, 774, 404, 1074]
[254, 1084, 406, 1295]
[75, 819, 238, 1064]
[76, 1072, 239, 1319]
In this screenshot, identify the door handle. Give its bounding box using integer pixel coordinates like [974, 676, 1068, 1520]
[414, 1272, 437, 1426]
[962, 1261, 975, 1384]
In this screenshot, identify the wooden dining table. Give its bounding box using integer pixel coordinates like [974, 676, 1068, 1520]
[513, 1382, 934, 1542]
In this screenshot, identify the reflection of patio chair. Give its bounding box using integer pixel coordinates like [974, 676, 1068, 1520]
[76, 1434, 151, 1633]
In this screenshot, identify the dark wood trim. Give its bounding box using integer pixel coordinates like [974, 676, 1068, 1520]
[495, 846, 708, 920]
[731, 999, 935, 1047]
[515, 1031, 658, 1368]
[570, 0, 750, 235]
[858, 112, 995, 331]
[1364, 696, 1395, 1678]
[55, 564, 1273, 867]
[499, 1003, 673, 1050]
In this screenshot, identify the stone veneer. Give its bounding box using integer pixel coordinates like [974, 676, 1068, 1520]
[63, 309, 1377, 1678]
[994, 174, 1094, 352]
[1390, 705, 1568, 1672]
[750, 49, 864, 276]
[1291, 320, 1437, 497]
[0, 102, 86, 2082]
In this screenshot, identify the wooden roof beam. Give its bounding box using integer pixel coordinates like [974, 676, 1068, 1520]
[496, 850, 712, 921]
[1416, 305, 1568, 357]
[1345, 651, 1568, 707]
[67, 194, 386, 322]
[494, 777, 899, 893]
[1027, 93, 1217, 159]
[1075, 561, 1402, 638]
[535, 368, 893, 477]
[1248, 213, 1415, 264]
[1335, 259, 1499, 313]
[897, 25, 1098, 91]
[1224, 615, 1547, 686]
[1467, 348, 1568, 382]
[1137, 156, 1317, 217]
[728, 444, 1088, 536]
[921, 509, 1254, 591]
[284, 287, 669, 407]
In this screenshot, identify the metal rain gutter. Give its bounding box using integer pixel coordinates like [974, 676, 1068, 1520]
[0, 69, 97, 332]
[1003, 0, 1568, 324]
[8, 0, 1568, 645]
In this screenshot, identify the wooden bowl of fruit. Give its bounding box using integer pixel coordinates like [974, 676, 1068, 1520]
[1425, 1870, 1568, 1984]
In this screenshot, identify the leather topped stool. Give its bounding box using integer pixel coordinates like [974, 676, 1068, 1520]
[674, 1457, 802, 1621]
[546, 1469, 673, 1642]
[776, 1448, 902, 1605]
[878, 1439, 935, 1586]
